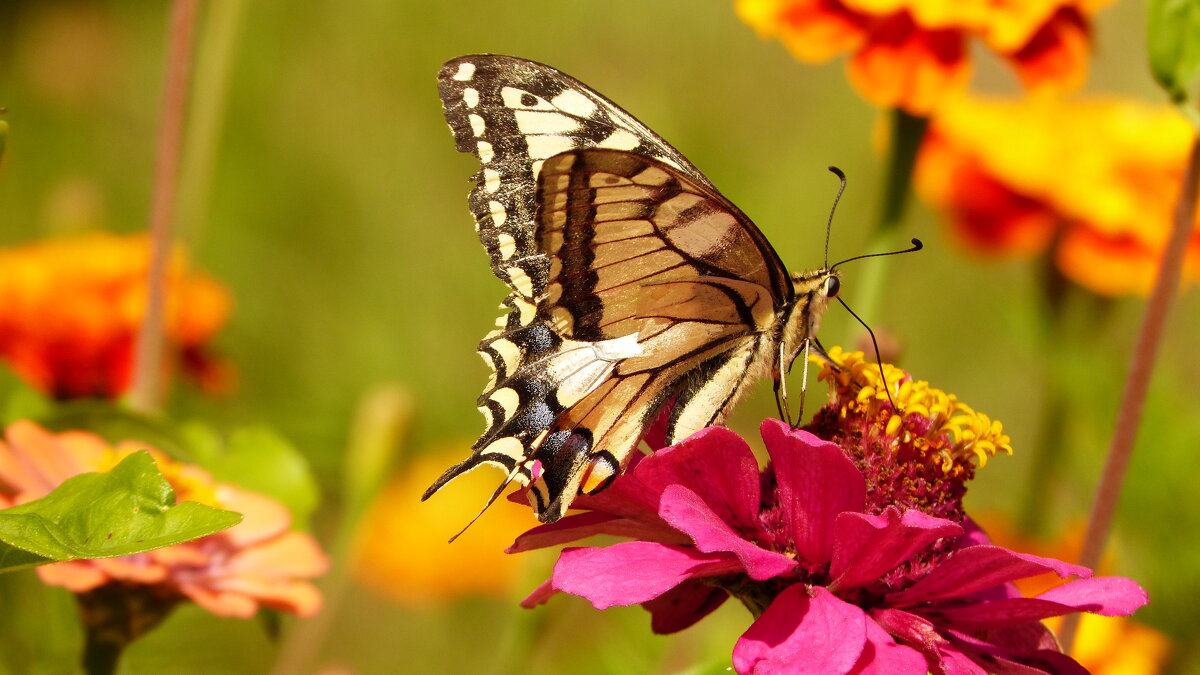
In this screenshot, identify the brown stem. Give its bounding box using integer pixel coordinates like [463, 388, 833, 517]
[1059, 132, 1200, 651]
[77, 584, 179, 675]
[127, 0, 200, 413]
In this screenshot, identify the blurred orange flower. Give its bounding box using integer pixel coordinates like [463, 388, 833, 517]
[977, 515, 1171, 674]
[353, 445, 536, 605]
[916, 94, 1200, 296]
[0, 420, 328, 619]
[736, 0, 1107, 114]
[0, 232, 232, 399]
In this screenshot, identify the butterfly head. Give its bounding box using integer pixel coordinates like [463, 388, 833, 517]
[778, 268, 842, 367]
[820, 273, 841, 300]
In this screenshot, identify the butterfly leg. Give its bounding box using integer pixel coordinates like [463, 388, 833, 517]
[794, 338, 812, 429]
[774, 339, 794, 426]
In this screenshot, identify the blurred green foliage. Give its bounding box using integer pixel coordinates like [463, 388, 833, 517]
[1148, 0, 1200, 124]
[0, 0, 1198, 673]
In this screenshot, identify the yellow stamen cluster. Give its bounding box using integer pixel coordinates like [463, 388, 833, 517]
[815, 346, 1013, 475]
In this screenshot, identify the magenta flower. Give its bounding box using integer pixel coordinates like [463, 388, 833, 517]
[512, 351, 1148, 674]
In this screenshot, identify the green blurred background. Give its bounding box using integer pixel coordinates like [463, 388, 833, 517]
[1, 0, 1198, 673]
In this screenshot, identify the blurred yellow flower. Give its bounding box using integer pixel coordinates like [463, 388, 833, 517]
[915, 94, 1200, 296]
[353, 445, 537, 605]
[736, 0, 1107, 114]
[0, 420, 329, 619]
[0, 232, 232, 398]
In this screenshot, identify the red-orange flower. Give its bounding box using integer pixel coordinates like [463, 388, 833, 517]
[0, 232, 232, 399]
[915, 95, 1200, 296]
[736, 0, 1108, 115]
[0, 420, 328, 619]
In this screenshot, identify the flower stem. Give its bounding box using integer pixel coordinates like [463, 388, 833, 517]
[844, 108, 928, 342]
[1060, 130, 1200, 652]
[81, 635, 121, 675]
[77, 585, 178, 675]
[878, 109, 928, 233]
[127, 0, 200, 414]
[176, 0, 245, 243]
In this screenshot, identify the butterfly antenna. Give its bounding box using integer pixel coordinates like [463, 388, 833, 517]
[830, 238, 923, 271]
[836, 297, 899, 413]
[810, 337, 834, 365]
[824, 166, 847, 269]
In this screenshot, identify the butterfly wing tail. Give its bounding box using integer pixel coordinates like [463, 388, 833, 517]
[421, 455, 527, 542]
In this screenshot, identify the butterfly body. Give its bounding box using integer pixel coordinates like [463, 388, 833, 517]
[424, 55, 841, 524]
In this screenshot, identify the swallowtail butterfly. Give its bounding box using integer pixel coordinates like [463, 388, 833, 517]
[423, 55, 866, 525]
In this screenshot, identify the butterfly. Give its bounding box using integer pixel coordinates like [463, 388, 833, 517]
[422, 55, 912, 526]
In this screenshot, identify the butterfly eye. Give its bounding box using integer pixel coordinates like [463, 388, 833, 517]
[824, 276, 841, 298]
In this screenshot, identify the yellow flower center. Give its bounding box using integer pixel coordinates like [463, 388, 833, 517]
[816, 346, 1013, 476]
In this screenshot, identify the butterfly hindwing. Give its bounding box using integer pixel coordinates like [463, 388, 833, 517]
[522, 149, 796, 517]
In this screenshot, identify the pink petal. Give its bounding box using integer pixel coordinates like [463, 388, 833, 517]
[552, 542, 742, 609]
[567, 471, 663, 521]
[849, 618, 929, 674]
[944, 630, 1089, 675]
[182, 585, 259, 619]
[870, 608, 949, 666]
[829, 507, 962, 592]
[641, 402, 673, 451]
[224, 530, 329, 578]
[987, 651, 1087, 675]
[519, 578, 556, 608]
[659, 484, 796, 580]
[507, 511, 688, 553]
[215, 485, 292, 547]
[938, 647, 990, 675]
[636, 426, 763, 532]
[642, 577, 728, 634]
[760, 419, 865, 565]
[886, 546, 1090, 607]
[37, 560, 109, 592]
[919, 576, 1147, 630]
[924, 598, 1093, 630]
[1035, 576, 1148, 615]
[733, 585, 867, 675]
[958, 516, 993, 547]
[981, 621, 1060, 652]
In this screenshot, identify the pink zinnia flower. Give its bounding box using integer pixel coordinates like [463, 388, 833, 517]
[513, 349, 1148, 674]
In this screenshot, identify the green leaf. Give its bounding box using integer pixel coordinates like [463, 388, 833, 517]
[0, 452, 242, 574]
[184, 424, 319, 527]
[1148, 0, 1200, 126]
[0, 119, 8, 162]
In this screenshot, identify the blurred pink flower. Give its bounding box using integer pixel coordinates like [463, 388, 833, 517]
[0, 420, 327, 619]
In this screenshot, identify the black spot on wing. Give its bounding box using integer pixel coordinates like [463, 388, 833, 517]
[532, 428, 594, 515]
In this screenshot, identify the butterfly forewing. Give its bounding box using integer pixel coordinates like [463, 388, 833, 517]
[437, 55, 712, 304]
[426, 55, 836, 526]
